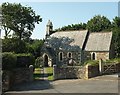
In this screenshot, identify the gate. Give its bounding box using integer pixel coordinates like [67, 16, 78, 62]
[102, 63, 117, 74]
[39, 67, 53, 80]
[40, 67, 45, 80]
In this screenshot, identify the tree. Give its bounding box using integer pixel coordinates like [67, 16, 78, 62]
[27, 39, 44, 58]
[2, 2, 42, 40]
[87, 15, 111, 32]
[112, 17, 120, 57]
[2, 38, 28, 53]
[55, 23, 86, 32]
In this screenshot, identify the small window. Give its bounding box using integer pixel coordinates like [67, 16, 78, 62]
[68, 52, 72, 58]
[91, 53, 95, 60]
[59, 52, 63, 61]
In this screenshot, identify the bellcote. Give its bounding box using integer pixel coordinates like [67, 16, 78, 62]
[46, 20, 53, 38]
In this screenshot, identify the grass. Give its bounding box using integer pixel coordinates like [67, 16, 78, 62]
[45, 67, 53, 74]
[33, 68, 41, 79]
[45, 67, 54, 81]
[48, 75, 54, 81]
[34, 68, 41, 74]
[84, 60, 99, 66]
[33, 67, 54, 80]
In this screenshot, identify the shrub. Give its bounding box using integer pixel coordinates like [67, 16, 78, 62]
[84, 60, 99, 66]
[104, 58, 120, 64]
[2, 52, 17, 70]
[2, 52, 35, 70]
[16, 53, 35, 68]
[35, 57, 43, 68]
[2, 38, 28, 53]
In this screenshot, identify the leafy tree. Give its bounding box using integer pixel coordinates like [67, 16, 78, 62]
[27, 39, 44, 58]
[112, 17, 120, 57]
[2, 2, 42, 40]
[87, 15, 111, 32]
[2, 38, 28, 53]
[2, 38, 44, 55]
[55, 23, 86, 32]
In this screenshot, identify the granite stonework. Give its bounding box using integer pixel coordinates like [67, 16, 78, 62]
[53, 65, 100, 80]
[2, 67, 33, 92]
[53, 62, 120, 80]
[41, 37, 82, 67]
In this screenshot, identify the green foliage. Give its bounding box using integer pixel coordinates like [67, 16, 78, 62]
[84, 60, 99, 66]
[2, 52, 17, 70]
[2, 52, 35, 70]
[112, 17, 120, 57]
[16, 53, 35, 68]
[33, 68, 41, 80]
[45, 67, 54, 81]
[28, 39, 44, 58]
[2, 38, 44, 55]
[55, 23, 86, 32]
[48, 75, 54, 81]
[2, 38, 28, 53]
[87, 15, 111, 32]
[46, 67, 53, 74]
[2, 2, 42, 40]
[35, 57, 43, 68]
[104, 58, 120, 64]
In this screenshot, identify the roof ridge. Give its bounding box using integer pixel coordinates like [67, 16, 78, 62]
[54, 30, 88, 33]
[90, 32, 112, 34]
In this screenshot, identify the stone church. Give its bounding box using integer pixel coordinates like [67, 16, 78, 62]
[41, 20, 114, 67]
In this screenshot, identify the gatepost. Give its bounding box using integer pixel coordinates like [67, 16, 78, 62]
[99, 59, 104, 75]
[53, 65, 57, 80]
[29, 65, 34, 81]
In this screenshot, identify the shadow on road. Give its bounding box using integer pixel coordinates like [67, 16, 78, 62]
[10, 79, 53, 91]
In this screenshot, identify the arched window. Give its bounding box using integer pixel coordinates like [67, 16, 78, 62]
[67, 52, 72, 58]
[91, 53, 96, 60]
[59, 52, 63, 61]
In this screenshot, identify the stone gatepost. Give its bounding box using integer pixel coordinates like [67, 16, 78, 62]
[53, 65, 57, 80]
[99, 59, 104, 75]
[85, 64, 88, 79]
[29, 65, 34, 82]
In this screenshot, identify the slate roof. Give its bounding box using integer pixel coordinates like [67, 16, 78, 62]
[50, 30, 88, 49]
[85, 32, 112, 51]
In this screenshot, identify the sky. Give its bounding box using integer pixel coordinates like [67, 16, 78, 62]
[1, 2, 118, 39]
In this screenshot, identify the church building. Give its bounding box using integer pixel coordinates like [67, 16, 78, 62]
[41, 20, 114, 67]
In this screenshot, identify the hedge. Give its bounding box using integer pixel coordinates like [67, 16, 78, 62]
[16, 53, 35, 68]
[2, 52, 35, 70]
[83, 60, 99, 66]
[2, 52, 17, 70]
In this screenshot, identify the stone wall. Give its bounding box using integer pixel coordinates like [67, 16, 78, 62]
[53, 65, 100, 80]
[2, 66, 33, 92]
[2, 71, 11, 91]
[11, 68, 31, 84]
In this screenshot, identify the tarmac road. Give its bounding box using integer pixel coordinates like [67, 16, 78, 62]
[4, 74, 118, 94]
